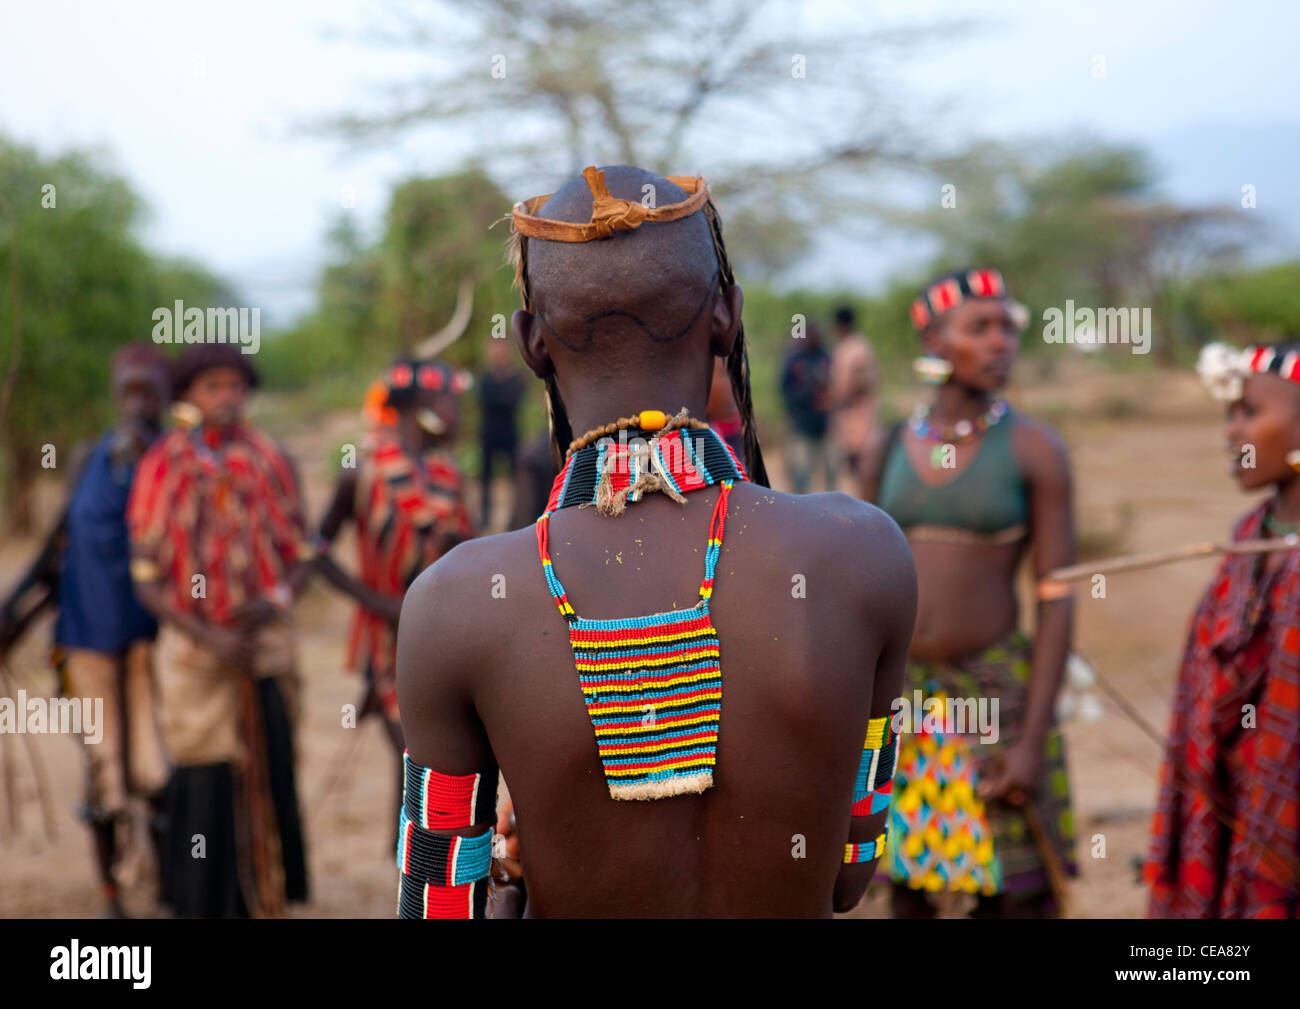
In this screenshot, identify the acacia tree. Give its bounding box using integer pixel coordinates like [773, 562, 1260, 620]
[377, 169, 514, 354]
[319, 0, 962, 279]
[269, 167, 515, 386]
[901, 142, 1254, 361]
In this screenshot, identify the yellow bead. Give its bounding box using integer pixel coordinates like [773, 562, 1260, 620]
[639, 409, 667, 430]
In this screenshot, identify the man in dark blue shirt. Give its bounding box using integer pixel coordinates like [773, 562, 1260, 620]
[779, 320, 833, 494]
[0, 343, 171, 917]
[478, 337, 526, 529]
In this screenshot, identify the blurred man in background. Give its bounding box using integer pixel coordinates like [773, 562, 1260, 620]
[128, 344, 312, 918]
[0, 343, 172, 918]
[478, 337, 526, 530]
[779, 319, 832, 494]
[314, 358, 473, 841]
[827, 305, 877, 490]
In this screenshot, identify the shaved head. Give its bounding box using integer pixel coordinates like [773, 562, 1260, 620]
[511, 163, 765, 485]
[524, 166, 721, 355]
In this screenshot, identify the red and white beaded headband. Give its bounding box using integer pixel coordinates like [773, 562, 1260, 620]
[1198, 342, 1300, 402]
[387, 361, 473, 396]
[910, 269, 1008, 330]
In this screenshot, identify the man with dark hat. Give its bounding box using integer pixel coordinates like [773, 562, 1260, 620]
[127, 344, 312, 918]
[1, 343, 172, 917]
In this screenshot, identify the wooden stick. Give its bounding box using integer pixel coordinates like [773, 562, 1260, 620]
[308, 715, 367, 829]
[1022, 801, 1074, 918]
[0, 716, 17, 840]
[0, 660, 23, 839]
[1046, 535, 1300, 585]
[1, 661, 58, 841]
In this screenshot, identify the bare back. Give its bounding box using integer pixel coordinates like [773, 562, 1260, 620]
[397, 481, 914, 916]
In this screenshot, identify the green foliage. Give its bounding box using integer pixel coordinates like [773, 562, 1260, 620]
[912, 141, 1154, 319]
[1192, 261, 1300, 344]
[0, 137, 229, 519]
[258, 167, 518, 397]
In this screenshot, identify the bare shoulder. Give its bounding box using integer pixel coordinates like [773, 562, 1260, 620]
[398, 527, 538, 680]
[858, 420, 901, 502]
[734, 484, 914, 610]
[403, 525, 535, 618]
[1009, 411, 1071, 477]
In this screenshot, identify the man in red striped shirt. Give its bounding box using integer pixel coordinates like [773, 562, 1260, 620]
[128, 344, 313, 918]
[315, 358, 474, 842]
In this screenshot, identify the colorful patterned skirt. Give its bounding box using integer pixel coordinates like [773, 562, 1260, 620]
[885, 631, 1077, 904]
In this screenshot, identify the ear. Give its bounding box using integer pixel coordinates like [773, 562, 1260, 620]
[512, 310, 553, 379]
[709, 283, 743, 359]
[920, 322, 944, 358]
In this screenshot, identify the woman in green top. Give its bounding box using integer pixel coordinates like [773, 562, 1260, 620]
[862, 269, 1079, 917]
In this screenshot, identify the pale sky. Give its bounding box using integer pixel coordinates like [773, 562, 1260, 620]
[3, 0, 1297, 322]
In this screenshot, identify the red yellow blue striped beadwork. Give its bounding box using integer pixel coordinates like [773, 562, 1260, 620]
[537, 476, 736, 801]
[852, 716, 898, 816]
[845, 832, 888, 864]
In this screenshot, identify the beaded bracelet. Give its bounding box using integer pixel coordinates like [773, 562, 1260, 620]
[402, 751, 496, 828]
[397, 751, 498, 919]
[852, 716, 898, 816]
[844, 831, 888, 864]
[397, 810, 493, 886]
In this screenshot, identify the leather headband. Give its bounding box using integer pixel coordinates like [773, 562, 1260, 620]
[511, 166, 711, 242]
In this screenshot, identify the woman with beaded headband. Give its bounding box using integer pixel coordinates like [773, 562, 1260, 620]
[314, 358, 474, 844]
[393, 165, 916, 917]
[862, 268, 1079, 917]
[1145, 343, 1300, 918]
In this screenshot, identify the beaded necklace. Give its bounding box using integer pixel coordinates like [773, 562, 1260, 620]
[1263, 510, 1300, 538]
[547, 423, 746, 514]
[909, 398, 1008, 444]
[536, 416, 747, 800]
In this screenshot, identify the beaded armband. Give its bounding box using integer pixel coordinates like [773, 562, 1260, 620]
[851, 716, 898, 816]
[844, 832, 888, 864]
[396, 751, 498, 919]
[842, 717, 895, 865]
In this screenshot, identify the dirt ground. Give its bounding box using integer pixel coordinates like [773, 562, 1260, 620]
[0, 360, 1260, 917]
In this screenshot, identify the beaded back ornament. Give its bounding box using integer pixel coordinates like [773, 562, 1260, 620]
[536, 419, 747, 800]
